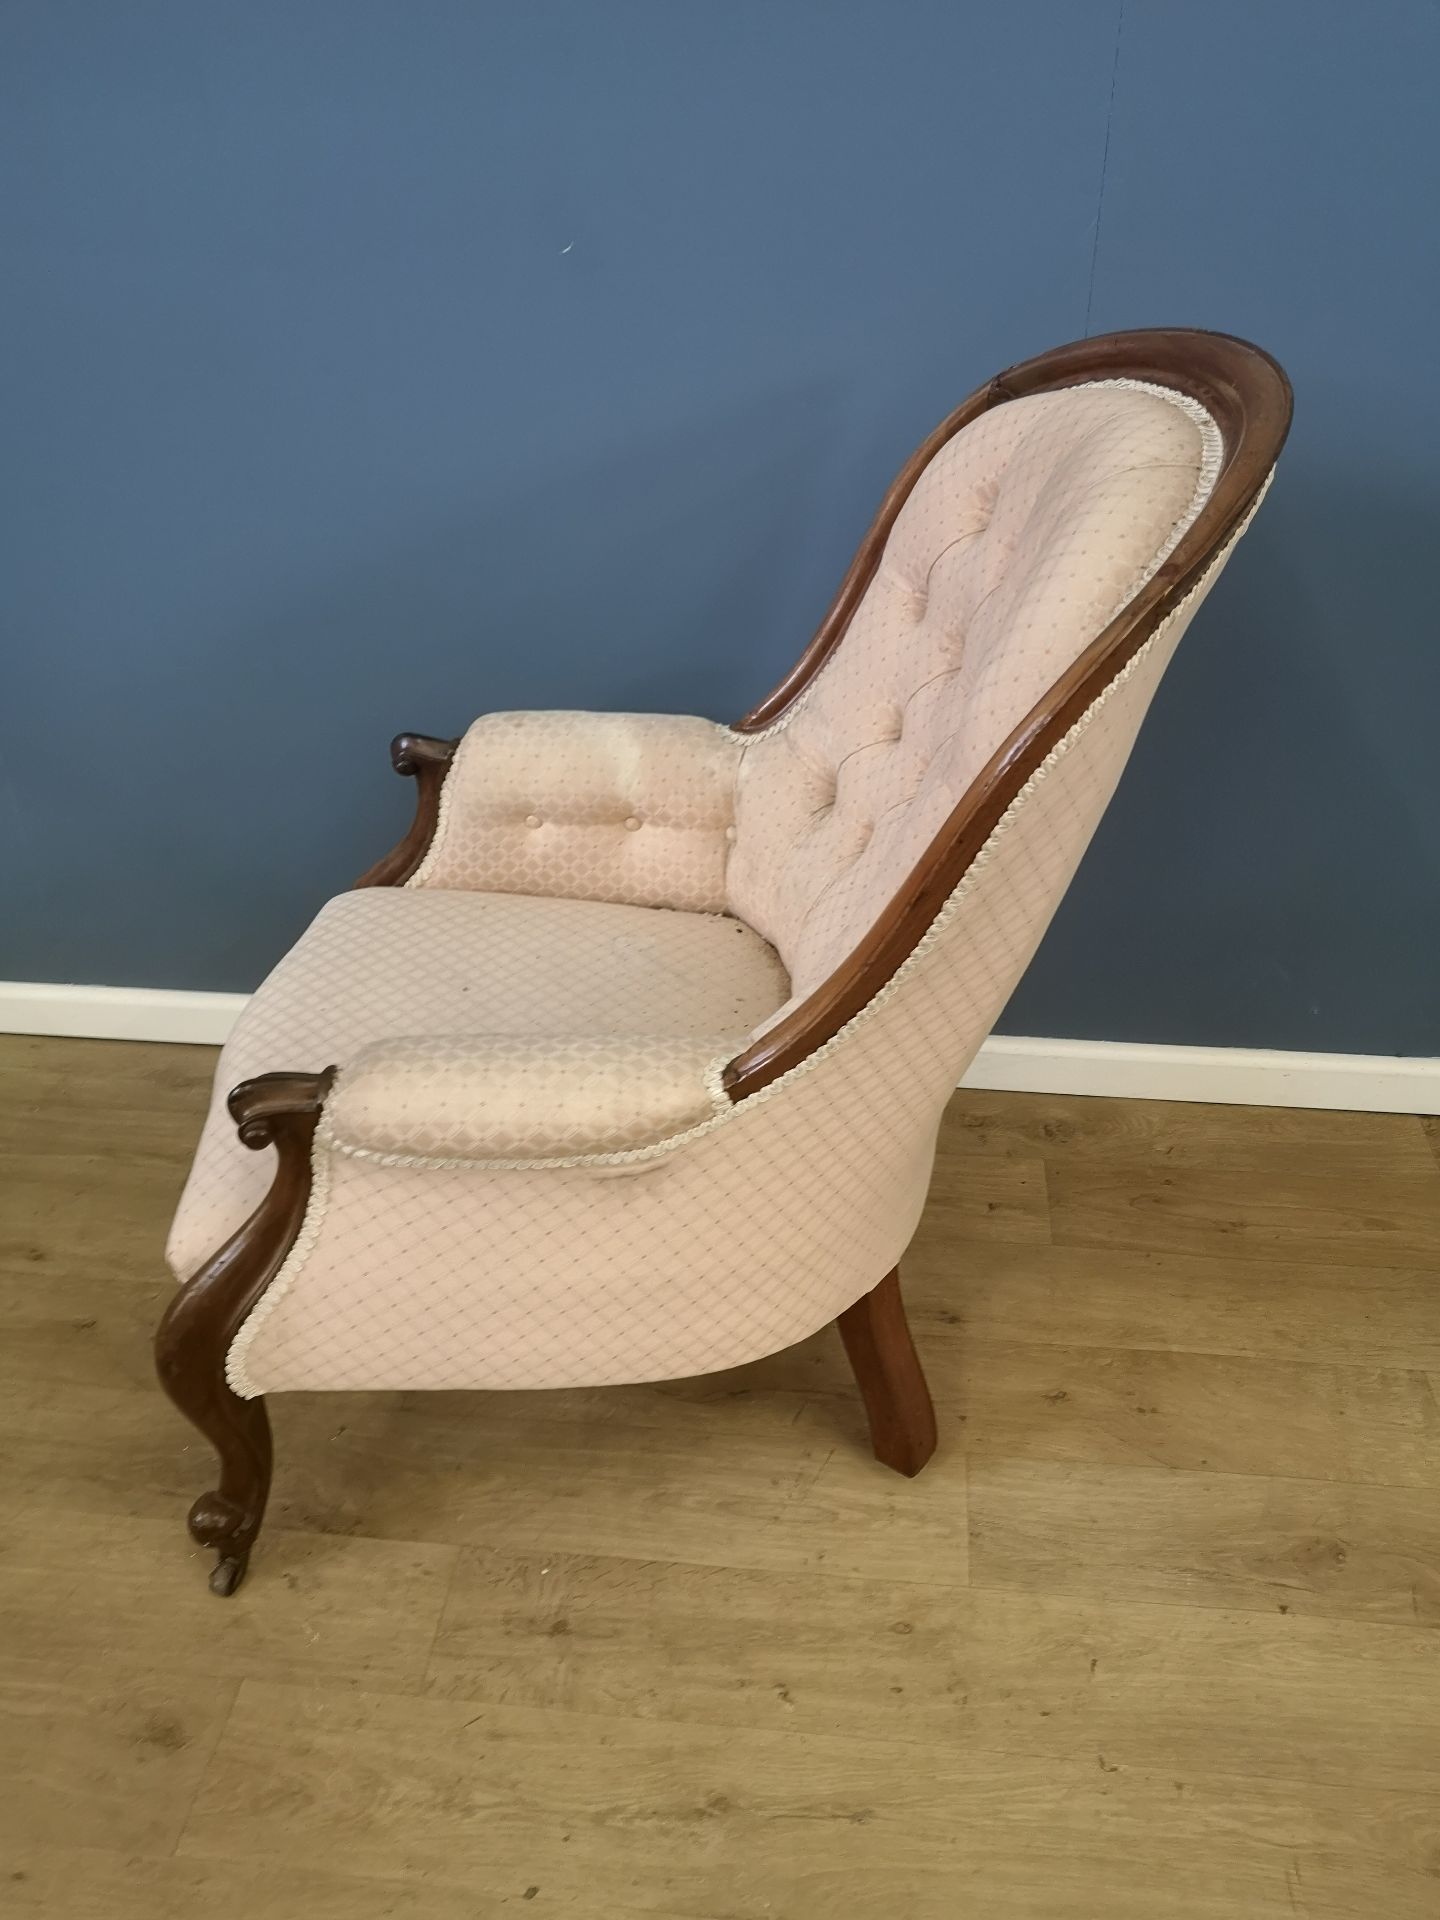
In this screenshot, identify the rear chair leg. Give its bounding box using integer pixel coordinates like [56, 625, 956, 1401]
[155, 1069, 334, 1596]
[837, 1267, 938, 1476]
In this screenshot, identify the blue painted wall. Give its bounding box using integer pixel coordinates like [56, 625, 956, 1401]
[2, 1, 1436, 1053]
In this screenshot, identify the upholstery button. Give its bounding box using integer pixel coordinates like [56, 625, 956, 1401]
[724, 825, 737, 842]
[524, 814, 541, 829]
[624, 816, 641, 831]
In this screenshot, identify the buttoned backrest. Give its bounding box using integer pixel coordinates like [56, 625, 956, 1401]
[725, 381, 1221, 1015]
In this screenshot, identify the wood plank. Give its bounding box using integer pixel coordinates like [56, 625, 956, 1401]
[951, 1340, 1440, 1487]
[7, 1031, 1440, 1918]
[0, 1036, 213, 1162]
[0, 1032, 215, 1117]
[905, 1151, 1052, 1244]
[0, 1147, 192, 1284]
[426, 1543, 1440, 1787]
[0, 1271, 169, 1394]
[177, 1680, 1440, 1918]
[943, 1088, 1440, 1178]
[2, 1847, 679, 1920]
[0, 1376, 230, 1523]
[1046, 1159, 1440, 1269]
[0, 1667, 238, 1857]
[969, 1458, 1440, 1626]
[642, 1328, 1440, 1492]
[0, 1034, 210, 1282]
[0, 1509, 458, 1691]
[0, 1362, 966, 1589]
[272, 1392, 969, 1587]
[0, 1343, 871, 1498]
[899, 1238, 1440, 1371]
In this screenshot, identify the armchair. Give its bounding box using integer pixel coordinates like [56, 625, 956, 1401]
[158, 328, 1291, 1593]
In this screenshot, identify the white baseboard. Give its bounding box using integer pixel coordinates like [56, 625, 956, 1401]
[960, 1033, 1438, 1115]
[0, 982, 249, 1046]
[1, 981, 1435, 1116]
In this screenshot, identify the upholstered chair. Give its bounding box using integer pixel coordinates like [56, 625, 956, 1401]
[158, 328, 1291, 1594]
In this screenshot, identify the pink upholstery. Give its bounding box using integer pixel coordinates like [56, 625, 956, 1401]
[326, 1030, 737, 1165]
[726, 383, 1219, 1012]
[227, 614, 1207, 1396]
[412, 709, 741, 912]
[166, 889, 787, 1282]
[164, 370, 1268, 1401]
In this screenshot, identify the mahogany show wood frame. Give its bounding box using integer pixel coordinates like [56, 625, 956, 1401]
[156, 328, 1292, 1592]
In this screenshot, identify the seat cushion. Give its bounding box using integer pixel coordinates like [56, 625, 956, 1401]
[166, 888, 789, 1280]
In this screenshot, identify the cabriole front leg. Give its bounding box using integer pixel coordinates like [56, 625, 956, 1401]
[155, 1068, 334, 1596]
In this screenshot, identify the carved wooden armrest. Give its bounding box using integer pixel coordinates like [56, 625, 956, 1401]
[354, 733, 460, 889]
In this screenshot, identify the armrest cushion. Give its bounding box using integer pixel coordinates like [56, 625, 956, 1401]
[409, 710, 742, 911]
[323, 1031, 743, 1167]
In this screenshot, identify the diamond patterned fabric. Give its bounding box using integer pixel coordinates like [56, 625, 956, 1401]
[411, 709, 741, 912]
[165, 889, 788, 1282]
[230, 608, 1207, 1396]
[325, 1031, 739, 1165]
[158, 371, 1264, 1398]
[726, 382, 1217, 1016]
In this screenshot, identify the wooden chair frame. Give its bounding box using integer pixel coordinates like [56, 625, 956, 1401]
[156, 328, 1292, 1592]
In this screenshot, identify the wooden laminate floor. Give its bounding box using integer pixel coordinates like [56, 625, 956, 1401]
[3, 1032, 1440, 1916]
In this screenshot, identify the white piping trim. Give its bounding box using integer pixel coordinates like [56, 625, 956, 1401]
[225, 1131, 333, 1399]
[404, 732, 466, 891]
[1090, 378, 1224, 614]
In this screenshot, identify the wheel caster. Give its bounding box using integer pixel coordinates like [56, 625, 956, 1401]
[208, 1552, 249, 1598]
